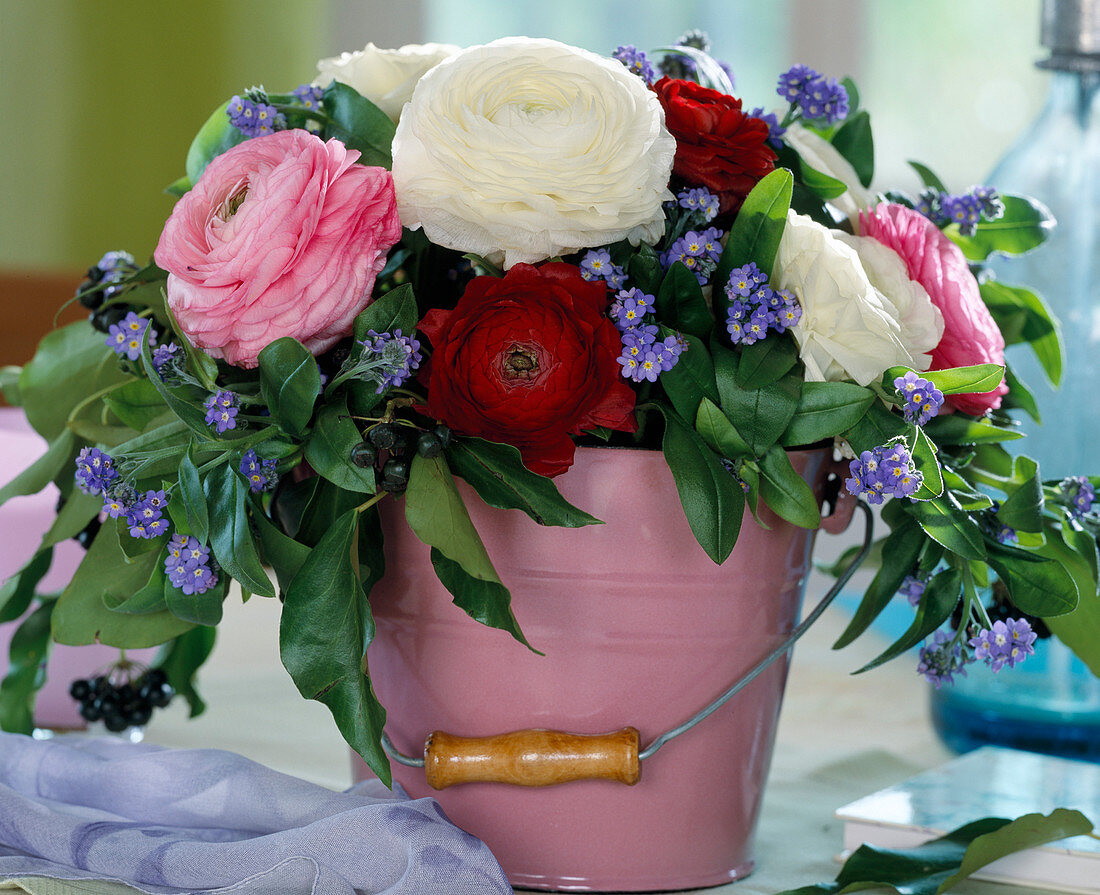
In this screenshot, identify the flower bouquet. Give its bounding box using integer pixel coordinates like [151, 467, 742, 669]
[1, 29, 1098, 887]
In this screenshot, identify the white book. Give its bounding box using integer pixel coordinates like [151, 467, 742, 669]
[835, 747, 1100, 895]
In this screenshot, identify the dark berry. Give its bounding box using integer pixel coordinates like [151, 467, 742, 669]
[149, 684, 174, 708]
[77, 280, 105, 311]
[117, 682, 136, 703]
[69, 679, 91, 701]
[89, 305, 128, 333]
[92, 675, 110, 694]
[127, 704, 153, 726]
[349, 441, 377, 469]
[79, 701, 104, 722]
[144, 668, 168, 688]
[417, 432, 442, 458]
[433, 425, 452, 449]
[103, 712, 129, 733]
[368, 424, 399, 451]
[74, 517, 101, 549]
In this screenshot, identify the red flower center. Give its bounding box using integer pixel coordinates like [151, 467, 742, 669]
[500, 343, 541, 382]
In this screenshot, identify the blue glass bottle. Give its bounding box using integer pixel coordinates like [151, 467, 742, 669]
[930, 0, 1100, 759]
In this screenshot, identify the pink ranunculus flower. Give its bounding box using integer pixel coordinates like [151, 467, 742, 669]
[154, 129, 401, 368]
[859, 203, 1008, 415]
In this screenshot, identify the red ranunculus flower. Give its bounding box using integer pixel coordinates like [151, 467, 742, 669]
[653, 77, 776, 214]
[646, 76, 778, 213]
[418, 263, 637, 477]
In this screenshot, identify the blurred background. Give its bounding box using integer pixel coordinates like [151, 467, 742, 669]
[0, 0, 1051, 365]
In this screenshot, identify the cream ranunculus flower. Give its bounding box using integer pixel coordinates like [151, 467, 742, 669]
[390, 37, 677, 269]
[774, 211, 932, 386]
[315, 42, 460, 122]
[782, 121, 875, 225]
[833, 232, 944, 371]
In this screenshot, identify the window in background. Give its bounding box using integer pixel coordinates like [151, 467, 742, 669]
[419, 0, 1049, 189]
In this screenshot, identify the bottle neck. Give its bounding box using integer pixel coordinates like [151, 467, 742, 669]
[1038, 67, 1100, 124]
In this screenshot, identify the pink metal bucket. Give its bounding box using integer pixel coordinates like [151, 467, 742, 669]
[354, 445, 857, 891]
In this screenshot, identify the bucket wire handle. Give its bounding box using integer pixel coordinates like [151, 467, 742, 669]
[382, 500, 874, 788]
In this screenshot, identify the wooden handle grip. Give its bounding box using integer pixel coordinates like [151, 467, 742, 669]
[423, 727, 640, 790]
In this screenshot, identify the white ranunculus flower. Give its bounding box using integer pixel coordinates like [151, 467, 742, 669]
[782, 121, 875, 225]
[315, 42, 460, 122]
[833, 232, 944, 371]
[774, 211, 927, 386]
[390, 37, 677, 269]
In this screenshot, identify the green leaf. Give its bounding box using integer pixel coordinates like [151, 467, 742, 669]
[714, 345, 801, 457]
[757, 444, 820, 529]
[910, 427, 944, 500]
[1002, 364, 1040, 424]
[906, 494, 987, 560]
[781, 381, 875, 447]
[280, 508, 390, 783]
[296, 478, 361, 548]
[164, 303, 219, 391]
[833, 520, 925, 649]
[799, 160, 848, 200]
[628, 243, 663, 296]
[52, 526, 195, 647]
[997, 456, 1043, 532]
[694, 397, 753, 460]
[655, 262, 712, 339]
[352, 283, 419, 342]
[303, 400, 376, 494]
[184, 100, 246, 187]
[204, 464, 277, 598]
[257, 338, 321, 437]
[19, 322, 129, 441]
[322, 81, 397, 169]
[357, 504, 386, 592]
[658, 331, 719, 423]
[946, 194, 1055, 261]
[988, 548, 1078, 617]
[164, 565, 226, 626]
[105, 564, 169, 614]
[1042, 524, 1100, 674]
[831, 110, 873, 187]
[659, 406, 745, 564]
[979, 280, 1062, 387]
[845, 401, 911, 455]
[856, 567, 962, 673]
[0, 601, 52, 733]
[0, 549, 53, 624]
[887, 363, 1005, 396]
[253, 508, 311, 594]
[908, 159, 947, 191]
[139, 331, 218, 439]
[104, 378, 168, 431]
[156, 626, 217, 717]
[0, 429, 74, 510]
[778, 810, 1092, 895]
[405, 454, 530, 646]
[165, 176, 191, 197]
[446, 437, 601, 527]
[922, 414, 1023, 446]
[429, 549, 536, 652]
[714, 168, 793, 290]
[737, 334, 799, 389]
[177, 447, 210, 544]
[938, 809, 1093, 893]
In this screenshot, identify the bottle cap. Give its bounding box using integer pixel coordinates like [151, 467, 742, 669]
[1040, 0, 1100, 69]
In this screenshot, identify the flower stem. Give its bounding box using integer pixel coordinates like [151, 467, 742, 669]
[355, 492, 388, 514]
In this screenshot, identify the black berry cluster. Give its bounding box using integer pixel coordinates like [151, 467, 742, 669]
[69, 666, 174, 732]
[349, 424, 452, 493]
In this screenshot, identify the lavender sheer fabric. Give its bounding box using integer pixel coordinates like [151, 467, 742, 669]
[0, 733, 510, 894]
